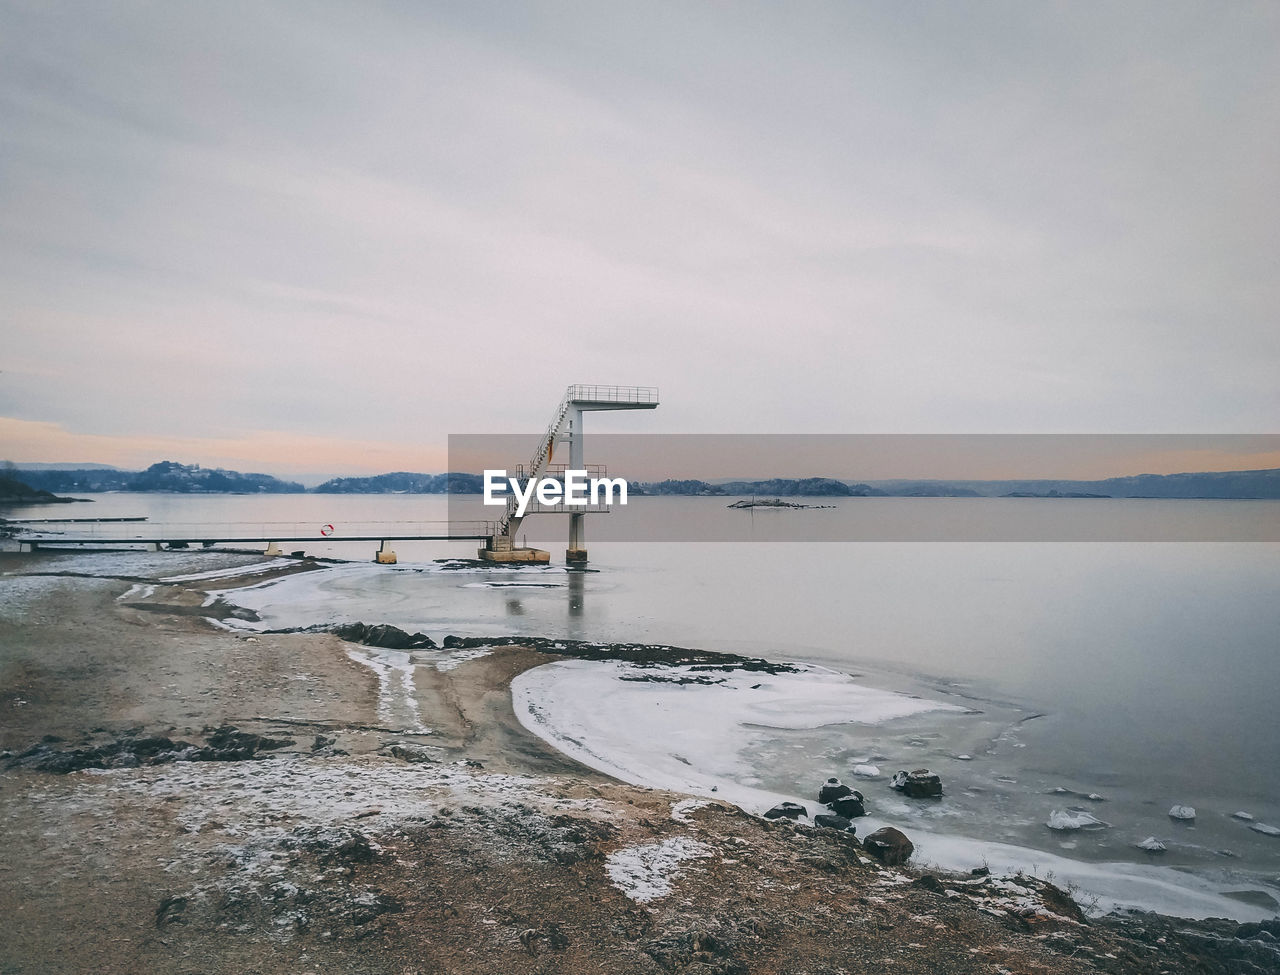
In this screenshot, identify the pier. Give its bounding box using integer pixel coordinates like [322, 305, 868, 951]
[5, 520, 495, 562]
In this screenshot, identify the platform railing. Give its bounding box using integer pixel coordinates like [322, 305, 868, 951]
[566, 384, 659, 404]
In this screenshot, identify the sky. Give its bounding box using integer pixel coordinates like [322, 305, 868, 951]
[2, 1, 1277, 478]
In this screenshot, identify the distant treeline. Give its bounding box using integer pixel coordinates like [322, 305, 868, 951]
[12, 463, 1280, 499]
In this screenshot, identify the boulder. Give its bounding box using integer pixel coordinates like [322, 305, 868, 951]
[1136, 836, 1167, 853]
[763, 802, 807, 821]
[1168, 804, 1196, 821]
[891, 769, 943, 798]
[813, 813, 854, 832]
[828, 794, 866, 818]
[330, 621, 437, 650]
[818, 777, 853, 804]
[912, 874, 945, 893]
[863, 826, 914, 866]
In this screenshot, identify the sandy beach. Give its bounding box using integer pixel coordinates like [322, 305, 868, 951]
[1, 550, 1275, 974]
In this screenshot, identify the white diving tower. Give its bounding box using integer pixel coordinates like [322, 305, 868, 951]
[479, 384, 659, 564]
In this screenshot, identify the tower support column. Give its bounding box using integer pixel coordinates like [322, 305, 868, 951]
[567, 512, 587, 563]
[566, 406, 587, 563]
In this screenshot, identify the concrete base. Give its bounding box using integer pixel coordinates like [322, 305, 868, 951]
[478, 547, 551, 564]
[264, 542, 284, 557]
[375, 549, 397, 564]
[566, 549, 588, 564]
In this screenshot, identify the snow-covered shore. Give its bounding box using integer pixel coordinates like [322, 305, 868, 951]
[512, 659, 1280, 923]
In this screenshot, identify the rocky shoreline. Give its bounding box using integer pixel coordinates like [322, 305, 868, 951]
[2, 549, 1277, 973]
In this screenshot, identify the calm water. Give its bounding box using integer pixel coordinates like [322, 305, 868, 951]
[8, 493, 1280, 889]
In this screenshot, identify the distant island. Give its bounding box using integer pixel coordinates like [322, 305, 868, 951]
[9, 462, 1280, 500]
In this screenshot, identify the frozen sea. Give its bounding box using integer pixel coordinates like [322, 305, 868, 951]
[5, 492, 1279, 918]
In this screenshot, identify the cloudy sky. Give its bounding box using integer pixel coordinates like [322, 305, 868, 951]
[2, 1, 1277, 478]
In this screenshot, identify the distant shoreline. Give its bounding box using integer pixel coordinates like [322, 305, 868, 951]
[11, 463, 1280, 501]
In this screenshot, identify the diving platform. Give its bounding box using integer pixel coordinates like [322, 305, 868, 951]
[478, 384, 659, 564]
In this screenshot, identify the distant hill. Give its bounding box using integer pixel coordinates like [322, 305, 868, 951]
[15, 468, 135, 492]
[18, 462, 302, 494]
[868, 468, 1280, 499]
[128, 461, 303, 493]
[312, 472, 483, 494]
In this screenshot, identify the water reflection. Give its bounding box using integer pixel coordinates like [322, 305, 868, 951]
[567, 569, 585, 618]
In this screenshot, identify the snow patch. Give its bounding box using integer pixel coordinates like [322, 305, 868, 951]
[116, 583, 156, 602]
[671, 798, 715, 823]
[345, 648, 429, 733]
[160, 560, 289, 583]
[433, 647, 493, 673]
[605, 837, 712, 903]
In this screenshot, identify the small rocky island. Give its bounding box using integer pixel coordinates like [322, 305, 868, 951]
[0, 472, 82, 507]
[727, 498, 834, 509]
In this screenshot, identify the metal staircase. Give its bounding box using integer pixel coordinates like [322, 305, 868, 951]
[482, 384, 659, 562]
[496, 389, 573, 538]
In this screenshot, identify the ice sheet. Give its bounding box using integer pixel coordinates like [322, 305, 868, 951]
[512, 659, 1280, 922]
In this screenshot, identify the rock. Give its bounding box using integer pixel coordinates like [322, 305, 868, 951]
[851, 763, 880, 778]
[818, 777, 853, 804]
[197, 726, 294, 761]
[1046, 809, 1109, 830]
[283, 826, 377, 863]
[4, 727, 299, 773]
[1233, 811, 1255, 821]
[970, 865, 990, 877]
[1250, 822, 1280, 837]
[1136, 836, 1167, 852]
[387, 743, 439, 764]
[813, 813, 854, 832]
[330, 621, 437, 650]
[154, 895, 188, 928]
[891, 769, 943, 798]
[863, 826, 914, 866]
[1168, 804, 1196, 821]
[763, 802, 806, 820]
[912, 874, 945, 893]
[827, 794, 866, 818]
[130, 736, 179, 758]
